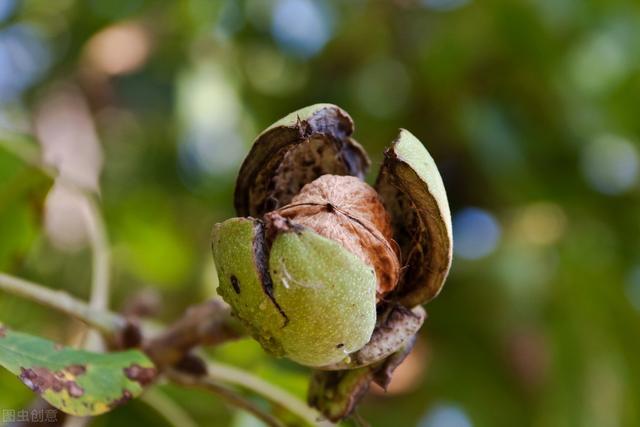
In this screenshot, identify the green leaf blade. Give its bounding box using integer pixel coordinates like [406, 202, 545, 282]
[0, 324, 156, 416]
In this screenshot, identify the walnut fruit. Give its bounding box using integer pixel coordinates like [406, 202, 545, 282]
[211, 104, 452, 408]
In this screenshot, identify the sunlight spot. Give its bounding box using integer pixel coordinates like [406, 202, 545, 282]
[84, 21, 151, 76]
[419, 403, 473, 427]
[453, 208, 501, 260]
[0, 24, 51, 103]
[581, 134, 638, 195]
[513, 202, 567, 246]
[271, 0, 334, 58]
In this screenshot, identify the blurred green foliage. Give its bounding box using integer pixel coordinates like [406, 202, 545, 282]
[1, 0, 640, 426]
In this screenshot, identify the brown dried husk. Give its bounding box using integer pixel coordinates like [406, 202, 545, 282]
[234, 104, 370, 218]
[308, 336, 416, 422]
[269, 174, 400, 299]
[375, 129, 453, 306]
[320, 304, 426, 370]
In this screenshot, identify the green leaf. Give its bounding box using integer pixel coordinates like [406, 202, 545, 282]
[0, 136, 51, 270]
[0, 324, 157, 416]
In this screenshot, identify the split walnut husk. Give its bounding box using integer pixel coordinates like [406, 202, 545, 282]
[235, 104, 370, 217]
[211, 104, 452, 421]
[270, 174, 400, 299]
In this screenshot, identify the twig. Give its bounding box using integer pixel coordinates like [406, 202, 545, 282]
[78, 195, 111, 353]
[165, 369, 285, 427]
[144, 299, 244, 368]
[3, 122, 110, 319]
[140, 388, 199, 427]
[1, 127, 302, 425]
[0, 273, 125, 336]
[0, 272, 243, 361]
[85, 196, 111, 322]
[1, 128, 122, 342]
[207, 360, 323, 426]
[64, 184, 111, 427]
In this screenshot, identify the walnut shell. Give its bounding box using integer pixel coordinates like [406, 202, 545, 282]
[271, 174, 400, 299]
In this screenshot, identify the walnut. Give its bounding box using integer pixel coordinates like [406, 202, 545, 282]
[270, 174, 400, 300]
[211, 104, 452, 420]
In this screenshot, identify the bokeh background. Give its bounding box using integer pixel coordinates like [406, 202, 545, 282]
[1, 0, 640, 426]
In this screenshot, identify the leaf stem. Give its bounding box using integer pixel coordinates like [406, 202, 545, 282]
[64, 183, 111, 427]
[144, 299, 244, 369]
[207, 360, 323, 426]
[85, 196, 111, 319]
[141, 388, 199, 427]
[165, 369, 285, 427]
[1, 128, 116, 346]
[0, 273, 125, 336]
[80, 194, 112, 353]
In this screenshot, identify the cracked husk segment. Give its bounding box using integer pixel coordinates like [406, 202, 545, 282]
[234, 103, 369, 218]
[260, 103, 350, 135]
[268, 229, 377, 367]
[211, 218, 286, 357]
[394, 130, 451, 236]
[378, 129, 453, 306]
[277, 175, 400, 299]
[212, 218, 377, 367]
[320, 305, 425, 370]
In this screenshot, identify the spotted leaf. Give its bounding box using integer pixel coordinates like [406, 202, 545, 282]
[0, 324, 157, 416]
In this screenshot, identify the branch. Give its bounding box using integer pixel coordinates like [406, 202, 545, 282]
[0, 273, 125, 336]
[207, 360, 323, 426]
[165, 368, 285, 427]
[141, 388, 199, 427]
[2, 128, 321, 425]
[0, 272, 243, 361]
[85, 196, 111, 321]
[144, 299, 244, 368]
[64, 186, 111, 427]
[77, 194, 112, 354]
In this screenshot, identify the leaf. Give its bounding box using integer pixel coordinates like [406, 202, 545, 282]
[0, 144, 50, 270]
[0, 324, 157, 416]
